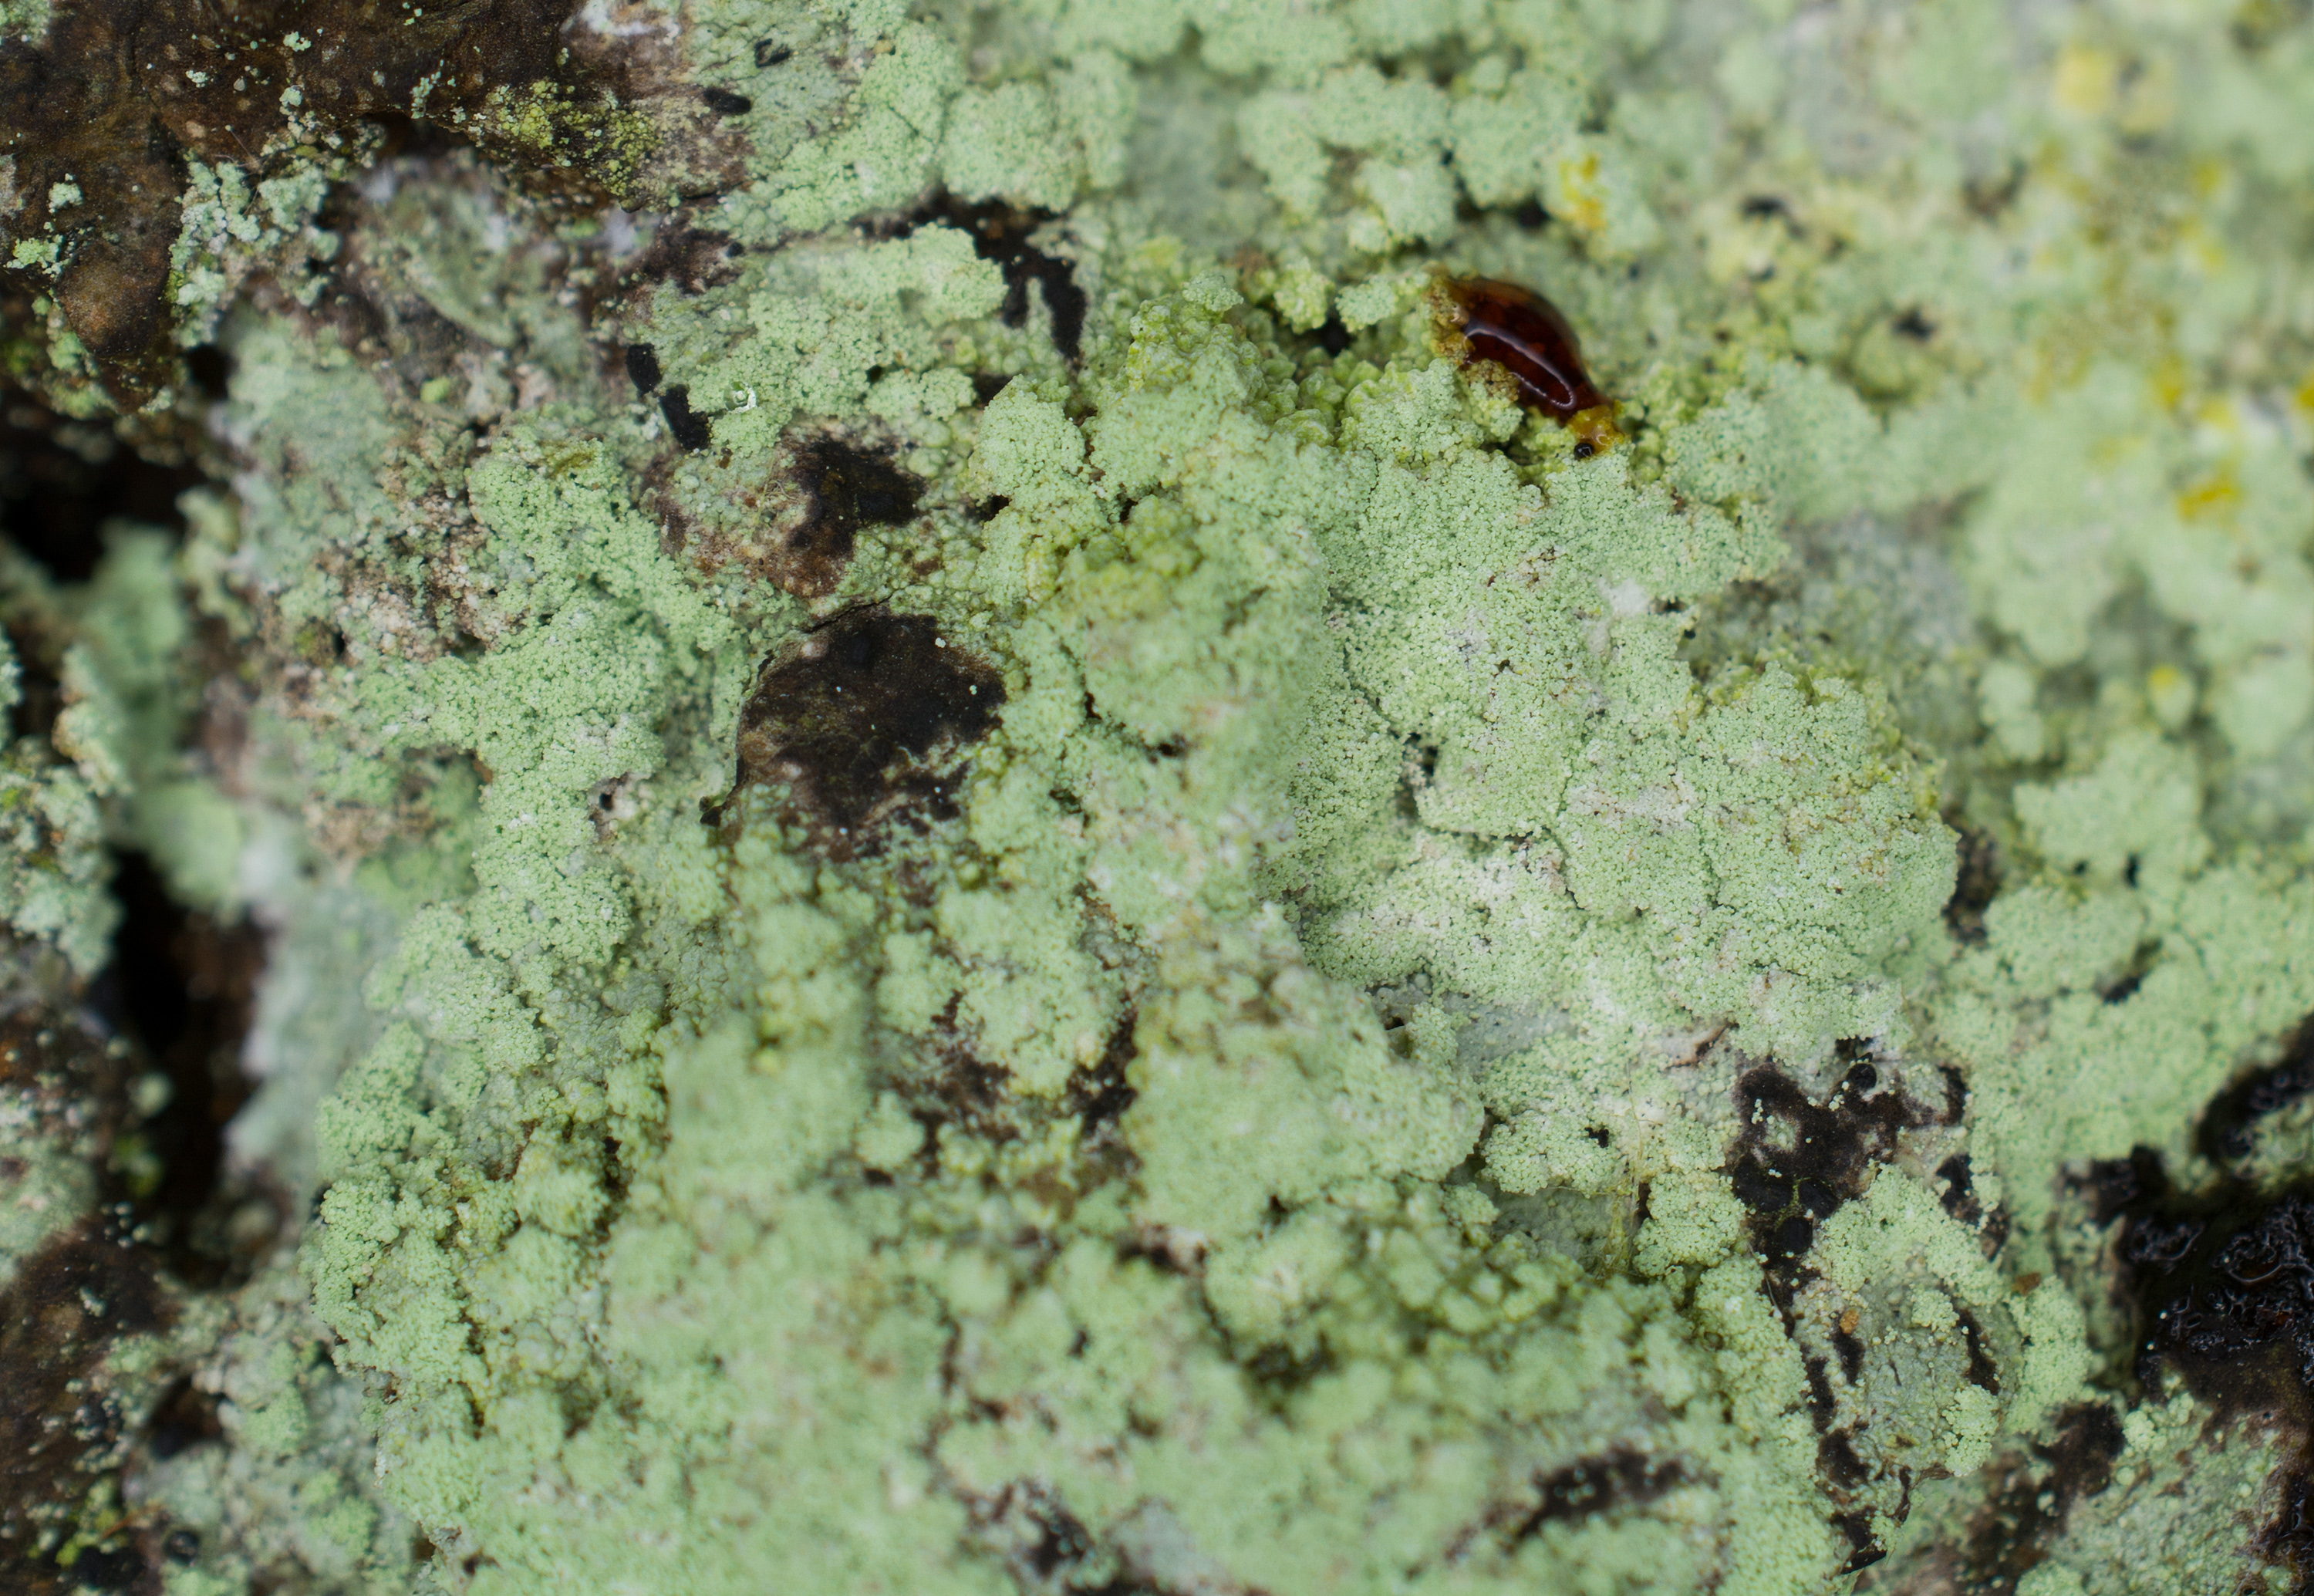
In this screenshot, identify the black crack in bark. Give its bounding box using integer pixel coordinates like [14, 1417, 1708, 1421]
[1942, 822, 2002, 946]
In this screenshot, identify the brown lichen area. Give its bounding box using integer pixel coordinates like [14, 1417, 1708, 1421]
[0, 0, 742, 406]
[713, 606, 1004, 857]
[1429, 274, 1621, 454]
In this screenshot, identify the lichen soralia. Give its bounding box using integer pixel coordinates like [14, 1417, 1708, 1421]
[0, 1, 2309, 1594]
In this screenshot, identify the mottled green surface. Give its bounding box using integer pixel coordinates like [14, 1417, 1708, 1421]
[1, 0, 2312, 1592]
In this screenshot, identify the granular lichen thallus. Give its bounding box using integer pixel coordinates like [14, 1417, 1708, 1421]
[1431, 273, 1623, 456]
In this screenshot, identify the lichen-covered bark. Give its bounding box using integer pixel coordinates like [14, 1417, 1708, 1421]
[0, 2, 2312, 1594]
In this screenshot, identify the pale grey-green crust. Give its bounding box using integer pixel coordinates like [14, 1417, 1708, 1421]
[0, 2, 2310, 1593]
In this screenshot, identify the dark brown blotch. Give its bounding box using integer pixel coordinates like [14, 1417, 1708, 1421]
[619, 223, 745, 299]
[1068, 1010, 1138, 1142]
[782, 438, 923, 592]
[2072, 1038, 2314, 1590]
[659, 386, 713, 452]
[711, 607, 1003, 858]
[1503, 1449, 1688, 1541]
[1949, 1403, 2125, 1594]
[665, 434, 929, 599]
[2198, 1014, 2314, 1167]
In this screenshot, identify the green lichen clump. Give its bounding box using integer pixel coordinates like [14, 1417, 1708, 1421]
[2, 0, 2312, 1592]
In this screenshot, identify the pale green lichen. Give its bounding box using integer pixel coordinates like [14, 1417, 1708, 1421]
[169, 158, 340, 342]
[5, 0, 2314, 1591]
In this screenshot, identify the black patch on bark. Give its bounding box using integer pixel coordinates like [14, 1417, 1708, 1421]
[659, 386, 713, 451]
[1834, 1511, 1884, 1574]
[1937, 1151, 2012, 1258]
[712, 607, 1004, 857]
[1068, 1011, 1139, 1139]
[699, 86, 754, 116]
[0, 393, 207, 583]
[914, 1036, 1014, 1156]
[1729, 1057, 1939, 1310]
[1956, 1306, 2001, 1393]
[2092, 1031, 2314, 1590]
[2198, 1016, 2314, 1167]
[97, 853, 270, 1287]
[1819, 1429, 1870, 1488]
[1802, 1355, 1837, 1429]
[1831, 1320, 1866, 1383]
[1313, 315, 1352, 356]
[2079, 1148, 2155, 1225]
[1893, 307, 1937, 341]
[973, 1483, 1177, 1594]
[142, 1378, 222, 1462]
[1938, 1152, 1982, 1223]
[624, 342, 663, 394]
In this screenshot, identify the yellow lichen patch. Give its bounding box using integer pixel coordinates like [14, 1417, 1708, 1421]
[469, 79, 660, 207]
[1547, 147, 1607, 235]
[2050, 42, 2120, 117]
[2146, 665, 2197, 731]
[2177, 474, 2240, 521]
